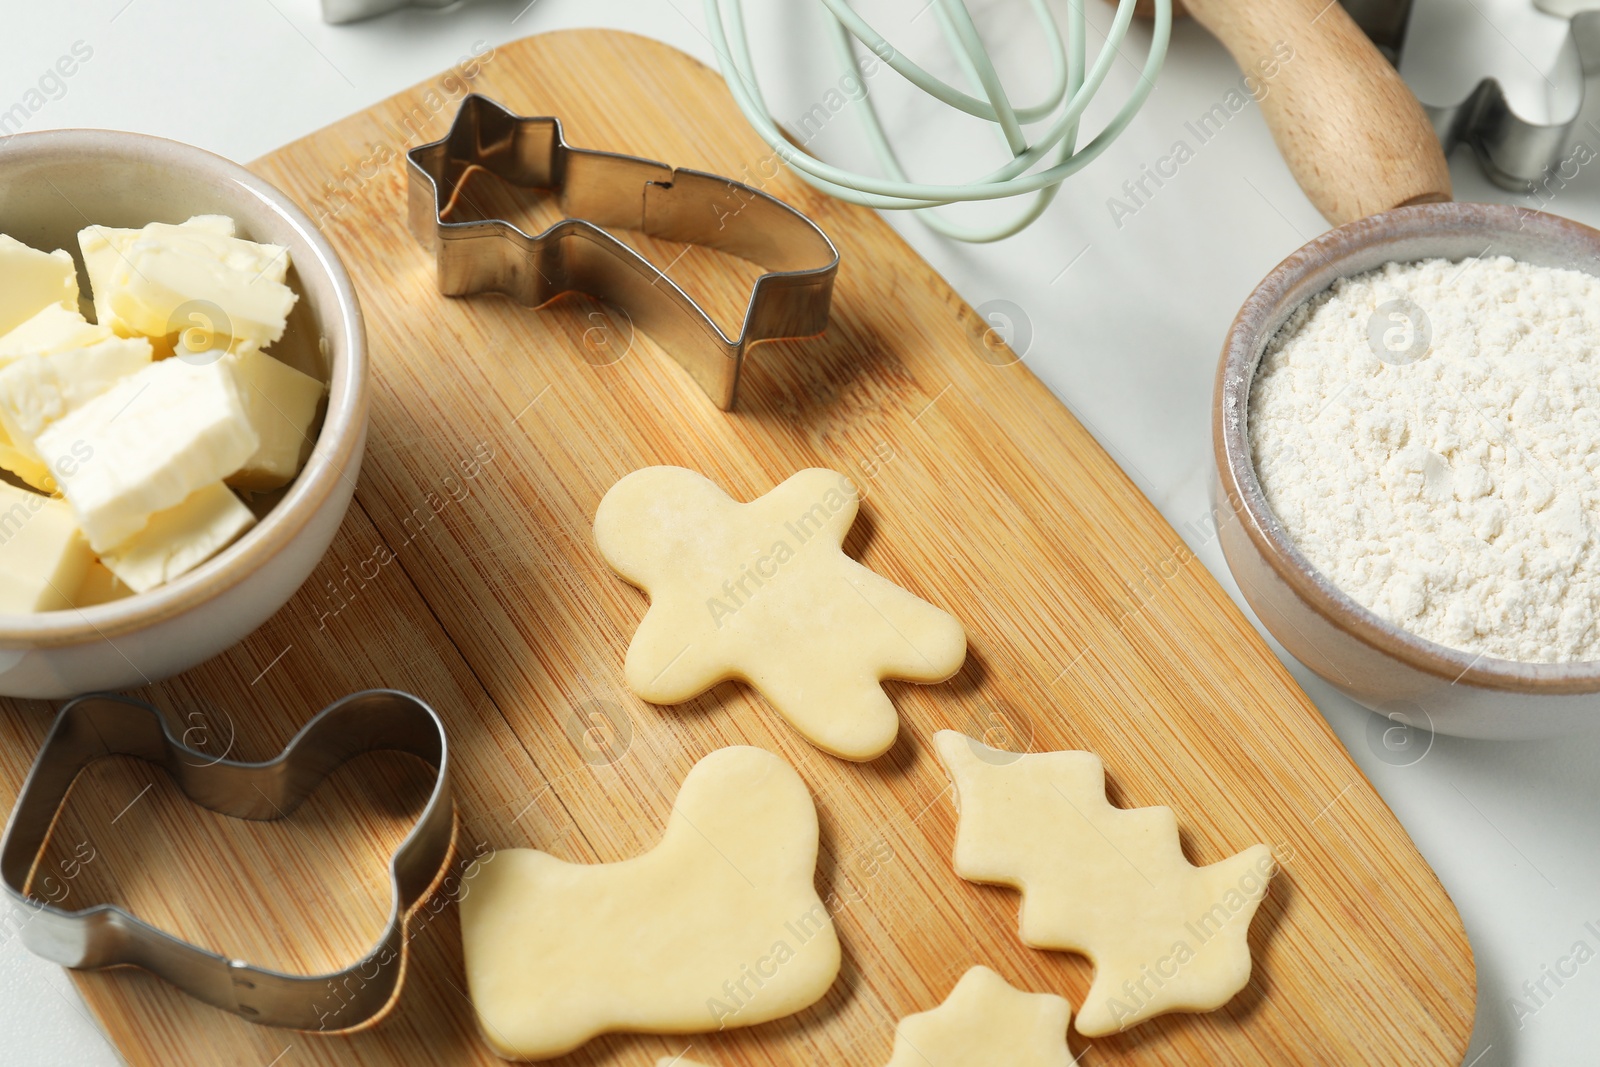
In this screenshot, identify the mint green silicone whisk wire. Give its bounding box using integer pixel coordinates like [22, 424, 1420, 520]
[704, 0, 1172, 242]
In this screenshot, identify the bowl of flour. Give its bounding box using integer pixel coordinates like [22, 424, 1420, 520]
[1214, 201, 1600, 738]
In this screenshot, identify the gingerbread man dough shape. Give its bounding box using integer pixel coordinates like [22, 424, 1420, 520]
[595, 466, 967, 760]
[460, 746, 841, 1060]
[935, 731, 1275, 1036]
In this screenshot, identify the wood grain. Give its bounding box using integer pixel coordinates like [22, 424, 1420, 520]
[1179, 0, 1452, 224]
[0, 30, 1472, 1066]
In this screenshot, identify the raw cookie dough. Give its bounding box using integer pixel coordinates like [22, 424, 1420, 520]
[460, 746, 841, 1060]
[595, 466, 967, 760]
[934, 731, 1275, 1036]
[885, 966, 1073, 1067]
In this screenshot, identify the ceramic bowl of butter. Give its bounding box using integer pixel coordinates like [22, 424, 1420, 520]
[1214, 201, 1600, 740]
[0, 129, 365, 697]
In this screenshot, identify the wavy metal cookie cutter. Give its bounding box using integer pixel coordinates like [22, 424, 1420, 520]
[1357, 0, 1600, 190]
[406, 94, 839, 410]
[0, 689, 453, 1031]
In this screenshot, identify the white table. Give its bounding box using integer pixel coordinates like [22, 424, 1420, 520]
[3, 1, 1594, 1063]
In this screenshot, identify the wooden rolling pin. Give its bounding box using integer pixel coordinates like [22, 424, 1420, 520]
[1152, 0, 1451, 225]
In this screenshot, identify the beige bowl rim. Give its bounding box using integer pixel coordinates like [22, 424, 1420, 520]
[1214, 200, 1600, 695]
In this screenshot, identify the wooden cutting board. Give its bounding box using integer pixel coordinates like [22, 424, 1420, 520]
[0, 29, 1473, 1067]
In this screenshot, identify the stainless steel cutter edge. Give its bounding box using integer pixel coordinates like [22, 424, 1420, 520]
[405, 93, 839, 410]
[1363, 0, 1600, 191]
[0, 689, 454, 1031]
[1423, 10, 1600, 192]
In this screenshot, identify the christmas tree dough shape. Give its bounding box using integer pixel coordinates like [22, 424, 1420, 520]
[460, 746, 841, 1060]
[934, 731, 1275, 1036]
[885, 966, 1073, 1066]
[595, 466, 966, 760]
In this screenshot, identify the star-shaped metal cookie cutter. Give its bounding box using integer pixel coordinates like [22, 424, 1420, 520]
[0, 690, 453, 1031]
[406, 94, 839, 410]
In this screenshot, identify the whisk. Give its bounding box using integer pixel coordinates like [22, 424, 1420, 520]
[703, 0, 1173, 242]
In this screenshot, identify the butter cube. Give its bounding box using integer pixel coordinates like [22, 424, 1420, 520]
[144, 221, 287, 283]
[70, 561, 132, 608]
[100, 482, 255, 593]
[36, 358, 260, 552]
[0, 235, 79, 337]
[0, 336, 153, 458]
[180, 215, 237, 239]
[78, 216, 255, 340]
[0, 481, 92, 613]
[103, 223, 296, 348]
[0, 306, 149, 492]
[77, 224, 140, 335]
[222, 347, 325, 490]
[0, 305, 113, 362]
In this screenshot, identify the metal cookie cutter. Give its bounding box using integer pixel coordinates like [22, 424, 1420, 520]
[0, 689, 453, 1031]
[1354, 0, 1600, 190]
[406, 94, 839, 410]
[320, 0, 457, 23]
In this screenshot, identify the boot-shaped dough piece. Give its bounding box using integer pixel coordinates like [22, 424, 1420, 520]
[885, 966, 1073, 1066]
[934, 731, 1275, 1036]
[595, 466, 967, 760]
[461, 746, 841, 1060]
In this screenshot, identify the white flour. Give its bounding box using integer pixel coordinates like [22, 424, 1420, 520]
[1248, 255, 1600, 664]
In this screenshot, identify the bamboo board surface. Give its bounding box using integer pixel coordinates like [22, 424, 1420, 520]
[0, 29, 1472, 1067]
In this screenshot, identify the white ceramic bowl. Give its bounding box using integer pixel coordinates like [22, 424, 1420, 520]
[1213, 201, 1600, 739]
[0, 130, 367, 698]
